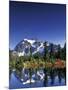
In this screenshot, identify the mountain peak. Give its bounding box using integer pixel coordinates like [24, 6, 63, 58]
[14, 38, 44, 56]
[23, 38, 36, 45]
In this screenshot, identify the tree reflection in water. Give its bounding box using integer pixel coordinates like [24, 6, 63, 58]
[43, 68, 66, 87]
[50, 69, 55, 85]
[29, 68, 32, 84]
[63, 68, 66, 84]
[43, 68, 48, 86]
[58, 69, 62, 84]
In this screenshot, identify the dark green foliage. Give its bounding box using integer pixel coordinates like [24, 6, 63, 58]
[57, 44, 61, 59]
[33, 52, 40, 59]
[49, 43, 55, 60]
[49, 43, 56, 63]
[49, 43, 54, 58]
[63, 43, 66, 60]
[58, 43, 66, 60]
[15, 56, 23, 71]
[43, 41, 48, 61]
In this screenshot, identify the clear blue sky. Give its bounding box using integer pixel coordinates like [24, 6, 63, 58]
[9, 1, 66, 49]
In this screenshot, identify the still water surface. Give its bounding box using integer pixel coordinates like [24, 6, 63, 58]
[9, 68, 66, 89]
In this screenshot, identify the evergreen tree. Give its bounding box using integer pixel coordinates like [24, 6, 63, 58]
[49, 43, 55, 63]
[43, 41, 48, 61]
[49, 43, 54, 59]
[57, 44, 61, 59]
[61, 43, 66, 60]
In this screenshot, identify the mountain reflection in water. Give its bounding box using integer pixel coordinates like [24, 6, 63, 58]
[9, 68, 66, 89]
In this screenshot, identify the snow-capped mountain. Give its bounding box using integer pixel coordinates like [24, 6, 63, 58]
[14, 39, 44, 56]
[12, 38, 58, 57]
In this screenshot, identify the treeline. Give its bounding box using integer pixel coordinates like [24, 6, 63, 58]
[43, 42, 66, 61]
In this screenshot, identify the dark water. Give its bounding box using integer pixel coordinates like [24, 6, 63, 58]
[9, 68, 66, 89]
